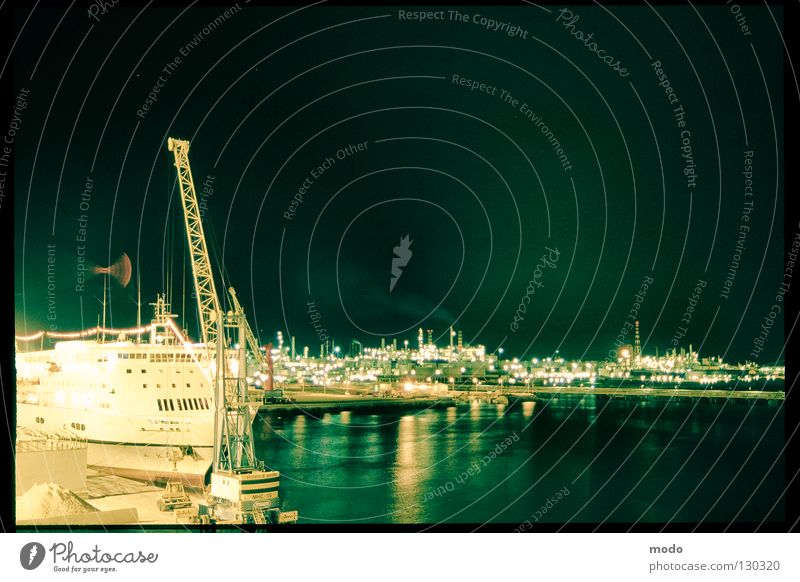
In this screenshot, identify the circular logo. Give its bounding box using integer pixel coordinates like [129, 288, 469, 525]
[20, 542, 46, 570]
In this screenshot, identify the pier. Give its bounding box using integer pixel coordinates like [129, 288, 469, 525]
[509, 386, 784, 402]
[254, 384, 785, 417]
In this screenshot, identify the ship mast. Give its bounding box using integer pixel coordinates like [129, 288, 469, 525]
[101, 274, 108, 343]
[136, 270, 142, 343]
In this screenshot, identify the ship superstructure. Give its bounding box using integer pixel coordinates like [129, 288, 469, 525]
[16, 296, 215, 486]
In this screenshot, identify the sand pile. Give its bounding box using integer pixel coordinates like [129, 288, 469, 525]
[16, 483, 95, 520]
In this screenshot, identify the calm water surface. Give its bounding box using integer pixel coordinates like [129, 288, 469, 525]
[255, 396, 784, 525]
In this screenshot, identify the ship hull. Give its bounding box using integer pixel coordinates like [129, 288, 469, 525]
[16, 337, 217, 490]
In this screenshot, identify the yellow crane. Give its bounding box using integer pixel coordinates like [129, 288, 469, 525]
[168, 136, 296, 523]
[228, 286, 266, 368]
[167, 137, 221, 350]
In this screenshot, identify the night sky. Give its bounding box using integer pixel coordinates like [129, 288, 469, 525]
[10, 2, 786, 363]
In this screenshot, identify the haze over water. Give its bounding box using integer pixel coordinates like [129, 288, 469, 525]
[256, 395, 784, 525]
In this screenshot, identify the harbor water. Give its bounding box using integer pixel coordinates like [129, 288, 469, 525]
[256, 395, 784, 525]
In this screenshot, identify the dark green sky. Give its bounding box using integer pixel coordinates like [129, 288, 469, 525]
[12, 3, 785, 363]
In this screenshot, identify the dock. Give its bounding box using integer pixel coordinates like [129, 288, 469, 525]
[257, 391, 457, 414]
[509, 386, 784, 402]
[254, 386, 785, 417]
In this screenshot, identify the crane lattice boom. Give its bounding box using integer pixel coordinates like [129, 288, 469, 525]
[168, 137, 220, 348]
[228, 287, 266, 367]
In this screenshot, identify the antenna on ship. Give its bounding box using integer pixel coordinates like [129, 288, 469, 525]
[101, 274, 107, 343]
[136, 269, 142, 341]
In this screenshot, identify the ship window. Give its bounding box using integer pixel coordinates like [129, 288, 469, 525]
[172, 383, 176, 388]
[186, 383, 190, 388]
[177, 399, 183, 411]
[187, 399, 194, 410]
[157, 399, 163, 411]
[157, 384, 162, 389]
[203, 398, 210, 409]
[141, 369, 146, 373]
[143, 384, 147, 388]
[81, 424, 85, 431]
[126, 369, 132, 374]
[193, 398, 199, 410]
[168, 399, 175, 411]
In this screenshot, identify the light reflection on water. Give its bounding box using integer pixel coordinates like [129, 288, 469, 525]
[257, 397, 784, 524]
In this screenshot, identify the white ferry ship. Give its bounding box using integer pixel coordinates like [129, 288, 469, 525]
[16, 296, 217, 487]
